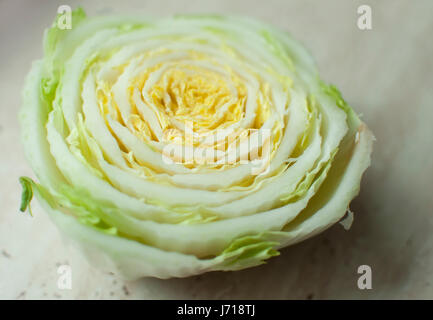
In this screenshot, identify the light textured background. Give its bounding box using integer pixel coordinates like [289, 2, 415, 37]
[0, 0, 432, 299]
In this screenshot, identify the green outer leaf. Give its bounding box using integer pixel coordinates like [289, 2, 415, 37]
[44, 7, 87, 57]
[19, 177, 33, 215]
[218, 232, 281, 271]
[28, 177, 285, 278]
[319, 80, 351, 112]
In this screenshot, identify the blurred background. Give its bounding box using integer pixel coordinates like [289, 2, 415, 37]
[0, 0, 432, 299]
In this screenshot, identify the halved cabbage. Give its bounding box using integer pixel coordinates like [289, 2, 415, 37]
[20, 9, 374, 279]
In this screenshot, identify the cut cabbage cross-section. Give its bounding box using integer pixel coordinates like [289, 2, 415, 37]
[19, 8, 374, 279]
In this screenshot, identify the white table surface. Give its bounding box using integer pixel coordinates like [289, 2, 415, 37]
[1, 0, 432, 299]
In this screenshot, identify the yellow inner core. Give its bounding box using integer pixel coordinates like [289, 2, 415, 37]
[95, 50, 281, 172]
